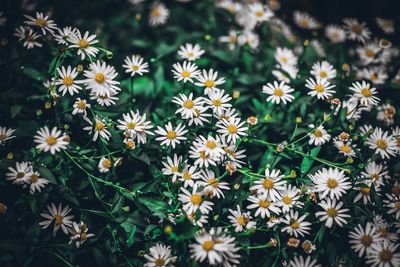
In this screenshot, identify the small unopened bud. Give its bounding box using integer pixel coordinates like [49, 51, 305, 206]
[247, 116, 258, 125]
[379, 39, 392, 49]
[338, 132, 350, 141]
[106, 51, 113, 59]
[164, 225, 173, 234]
[232, 90, 240, 99]
[276, 143, 285, 153]
[6, 152, 13, 160]
[0, 203, 7, 214]
[45, 101, 52, 109]
[76, 64, 84, 72]
[295, 117, 302, 123]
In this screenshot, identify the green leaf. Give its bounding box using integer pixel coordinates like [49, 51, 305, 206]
[22, 68, 45, 81]
[300, 147, 321, 176]
[38, 166, 57, 184]
[10, 105, 22, 119]
[138, 197, 167, 213]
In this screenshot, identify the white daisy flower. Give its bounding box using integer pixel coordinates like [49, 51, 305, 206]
[6, 161, 33, 185]
[219, 30, 238, 51]
[315, 198, 350, 228]
[293, 11, 320, 30]
[144, 243, 177, 267]
[54, 26, 77, 45]
[149, 2, 169, 26]
[248, 2, 273, 23]
[39, 203, 74, 236]
[277, 184, 302, 213]
[216, 116, 248, 144]
[249, 168, 286, 201]
[14, 26, 42, 49]
[377, 104, 396, 126]
[69, 221, 95, 248]
[361, 67, 388, 85]
[189, 228, 241, 266]
[178, 165, 200, 188]
[308, 125, 331, 146]
[223, 144, 247, 169]
[98, 157, 112, 173]
[26, 171, 49, 194]
[349, 223, 382, 257]
[228, 205, 256, 232]
[172, 61, 200, 83]
[172, 93, 204, 119]
[376, 18, 395, 34]
[155, 122, 188, 149]
[117, 110, 154, 140]
[334, 139, 356, 157]
[162, 154, 183, 182]
[217, 0, 242, 14]
[188, 106, 211, 126]
[343, 18, 371, 43]
[90, 91, 119, 107]
[197, 169, 230, 199]
[356, 41, 381, 65]
[309, 167, 352, 200]
[83, 117, 111, 142]
[325, 25, 346, 43]
[177, 43, 205, 61]
[197, 135, 225, 159]
[55, 65, 83, 96]
[281, 210, 311, 237]
[361, 161, 388, 188]
[68, 30, 99, 60]
[124, 138, 136, 150]
[373, 216, 399, 243]
[189, 144, 216, 168]
[310, 61, 337, 80]
[83, 60, 120, 97]
[384, 193, 400, 220]
[366, 128, 397, 159]
[262, 81, 295, 104]
[72, 98, 90, 117]
[123, 55, 149, 77]
[237, 30, 260, 50]
[272, 64, 298, 83]
[195, 69, 226, 95]
[205, 89, 231, 114]
[275, 47, 298, 67]
[366, 241, 400, 267]
[288, 255, 321, 267]
[0, 126, 16, 145]
[24, 12, 58, 35]
[34, 126, 69, 154]
[392, 126, 400, 153]
[178, 183, 213, 215]
[247, 195, 281, 219]
[305, 77, 336, 100]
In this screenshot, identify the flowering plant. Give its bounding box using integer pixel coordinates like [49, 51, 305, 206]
[1, 1, 400, 266]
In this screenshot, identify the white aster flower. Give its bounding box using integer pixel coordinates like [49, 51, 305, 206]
[366, 128, 397, 159]
[293, 11, 320, 30]
[228, 205, 256, 232]
[162, 154, 183, 182]
[262, 81, 295, 104]
[288, 255, 321, 267]
[24, 12, 58, 35]
[315, 198, 350, 228]
[248, 3, 273, 23]
[178, 164, 200, 188]
[172, 61, 200, 83]
[123, 55, 149, 77]
[83, 117, 111, 142]
[308, 125, 331, 146]
[83, 60, 120, 97]
[54, 26, 77, 45]
[216, 116, 248, 144]
[349, 223, 383, 257]
[68, 30, 99, 60]
[149, 2, 169, 26]
[178, 183, 213, 215]
[306, 77, 336, 100]
[144, 243, 177, 267]
[98, 157, 112, 173]
[26, 171, 49, 194]
[6, 161, 33, 185]
[0, 126, 16, 145]
[310, 61, 337, 80]
[34, 126, 69, 154]
[309, 167, 352, 200]
[177, 43, 205, 61]
[195, 69, 226, 95]
[277, 184, 302, 213]
[39, 203, 74, 236]
[366, 241, 400, 267]
[69, 221, 95, 248]
[247, 195, 281, 219]
[205, 89, 231, 114]
[155, 122, 188, 149]
[55, 65, 83, 96]
[250, 168, 286, 201]
[14, 26, 42, 49]
[197, 169, 230, 199]
[281, 210, 311, 237]
[325, 25, 346, 43]
[343, 18, 371, 43]
[72, 98, 90, 117]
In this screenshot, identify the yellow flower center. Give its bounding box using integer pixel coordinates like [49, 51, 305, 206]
[102, 159, 112, 169]
[274, 88, 284, 97]
[327, 178, 338, 189]
[155, 258, 165, 267]
[282, 196, 292, 205]
[263, 178, 274, 189]
[127, 122, 136, 129]
[361, 88, 372, 97]
[205, 80, 215, 88]
[202, 240, 214, 251]
[340, 144, 351, 154]
[95, 121, 105, 131]
[190, 194, 202, 205]
[183, 100, 194, 109]
[35, 18, 48, 27]
[361, 234, 372, 246]
[379, 249, 393, 262]
[78, 39, 89, 48]
[394, 201, 400, 209]
[227, 124, 237, 134]
[171, 165, 179, 173]
[366, 49, 375, 58]
[77, 100, 86, 109]
[280, 56, 287, 63]
[259, 199, 271, 208]
[376, 139, 388, 149]
[360, 187, 371, 195]
[206, 140, 217, 149]
[63, 76, 74, 86]
[132, 65, 139, 71]
[237, 215, 248, 226]
[46, 136, 57, 146]
[95, 73, 105, 84]
[319, 71, 327, 78]
[0, 134, 6, 141]
[313, 129, 323, 138]
[182, 171, 192, 180]
[208, 178, 219, 188]
[166, 130, 177, 140]
[290, 219, 300, 229]
[351, 24, 363, 34]
[370, 73, 378, 81]
[16, 172, 25, 179]
[126, 140, 135, 149]
[255, 11, 263, 17]
[30, 173, 39, 183]
[181, 70, 190, 78]
[212, 99, 221, 107]
[151, 7, 161, 17]
[54, 214, 63, 225]
[199, 151, 208, 159]
[326, 207, 337, 217]
[314, 84, 325, 93]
